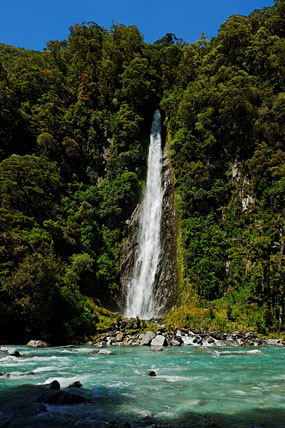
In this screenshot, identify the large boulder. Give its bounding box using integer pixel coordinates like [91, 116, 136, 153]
[45, 380, 60, 390]
[151, 335, 167, 347]
[68, 381, 82, 388]
[116, 332, 125, 342]
[141, 331, 156, 345]
[36, 390, 86, 405]
[146, 370, 157, 377]
[245, 349, 263, 355]
[26, 340, 49, 348]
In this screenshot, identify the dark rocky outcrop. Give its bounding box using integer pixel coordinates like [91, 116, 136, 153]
[118, 203, 142, 312]
[36, 390, 87, 405]
[0, 383, 88, 428]
[146, 370, 157, 377]
[0, 372, 10, 377]
[68, 381, 83, 388]
[7, 348, 20, 357]
[153, 146, 177, 317]
[45, 380, 60, 390]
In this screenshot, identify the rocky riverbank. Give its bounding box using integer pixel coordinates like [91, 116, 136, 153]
[1, 321, 284, 350]
[88, 320, 284, 348]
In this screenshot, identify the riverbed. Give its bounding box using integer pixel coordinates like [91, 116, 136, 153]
[0, 345, 285, 427]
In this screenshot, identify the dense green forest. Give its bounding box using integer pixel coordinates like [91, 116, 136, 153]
[0, 0, 284, 343]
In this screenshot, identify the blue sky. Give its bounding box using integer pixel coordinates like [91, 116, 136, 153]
[1, 0, 275, 51]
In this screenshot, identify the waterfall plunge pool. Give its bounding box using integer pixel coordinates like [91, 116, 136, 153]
[1, 345, 285, 427]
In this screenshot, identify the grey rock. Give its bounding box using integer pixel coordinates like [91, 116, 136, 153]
[151, 346, 164, 352]
[150, 334, 167, 347]
[170, 339, 181, 346]
[98, 349, 113, 355]
[245, 349, 262, 355]
[146, 370, 157, 377]
[141, 331, 156, 345]
[26, 340, 49, 348]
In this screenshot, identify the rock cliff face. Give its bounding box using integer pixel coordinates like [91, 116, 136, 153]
[118, 145, 177, 317]
[117, 203, 142, 312]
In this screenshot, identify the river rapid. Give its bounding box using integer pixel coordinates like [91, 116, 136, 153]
[0, 345, 285, 427]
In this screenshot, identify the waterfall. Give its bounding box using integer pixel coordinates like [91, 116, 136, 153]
[125, 110, 163, 319]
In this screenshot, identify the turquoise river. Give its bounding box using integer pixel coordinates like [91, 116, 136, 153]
[0, 345, 285, 427]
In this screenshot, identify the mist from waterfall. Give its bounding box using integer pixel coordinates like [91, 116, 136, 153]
[124, 110, 163, 319]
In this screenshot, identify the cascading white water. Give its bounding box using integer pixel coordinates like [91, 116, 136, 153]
[125, 110, 163, 319]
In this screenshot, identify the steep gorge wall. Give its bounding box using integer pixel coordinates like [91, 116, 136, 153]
[118, 145, 177, 317]
[154, 146, 178, 316]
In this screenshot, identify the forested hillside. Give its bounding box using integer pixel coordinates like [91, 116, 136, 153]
[0, 0, 284, 343]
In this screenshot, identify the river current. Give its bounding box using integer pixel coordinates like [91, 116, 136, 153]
[0, 345, 285, 427]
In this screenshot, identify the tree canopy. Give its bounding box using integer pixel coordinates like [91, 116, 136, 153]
[0, 1, 284, 341]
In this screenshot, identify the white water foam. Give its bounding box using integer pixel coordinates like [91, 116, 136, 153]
[125, 110, 163, 319]
[33, 366, 60, 373]
[158, 375, 209, 382]
[18, 355, 69, 362]
[155, 411, 175, 419]
[43, 374, 91, 388]
[214, 350, 263, 356]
